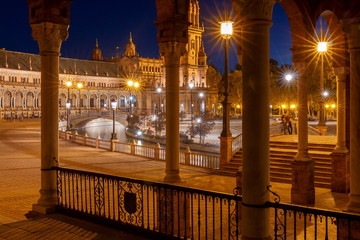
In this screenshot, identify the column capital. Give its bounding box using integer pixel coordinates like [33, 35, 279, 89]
[333, 67, 349, 81]
[31, 22, 69, 54]
[343, 19, 360, 50]
[159, 42, 187, 62]
[234, 0, 275, 23]
[293, 61, 307, 74]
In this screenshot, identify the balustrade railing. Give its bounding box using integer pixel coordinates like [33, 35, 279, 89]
[55, 167, 360, 240]
[55, 167, 242, 240]
[231, 134, 242, 154]
[59, 130, 220, 170]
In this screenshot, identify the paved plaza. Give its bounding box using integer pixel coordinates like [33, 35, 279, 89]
[0, 119, 349, 239]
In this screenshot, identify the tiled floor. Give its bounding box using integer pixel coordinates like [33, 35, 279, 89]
[0, 119, 351, 239]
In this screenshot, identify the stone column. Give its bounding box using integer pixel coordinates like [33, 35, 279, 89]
[160, 42, 184, 183]
[331, 67, 349, 193]
[292, 61, 315, 204]
[346, 21, 360, 213]
[31, 22, 69, 214]
[236, 0, 274, 239]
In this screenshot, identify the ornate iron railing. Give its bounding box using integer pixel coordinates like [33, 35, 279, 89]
[55, 167, 360, 239]
[268, 200, 360, 239]
[56, 167, 241, 239]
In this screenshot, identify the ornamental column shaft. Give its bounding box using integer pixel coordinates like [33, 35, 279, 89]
[31, 22, 69, 214]
[160, 42, 184, 183]
[331, 67, 349, 193]
[346, 21, 360, 213]
[235, 0, 275, 239]
[292, 61, 315, 204]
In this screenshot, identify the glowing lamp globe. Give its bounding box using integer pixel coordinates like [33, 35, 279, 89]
[134, 82, 140, 88]
[323, 91, 329, 97]
[189, 82, 194, 89]
[317, 42, 328, 53]
[199, 92, 204, 97]
[220, 21, 233, 39]
[157, 88, 162, 93]
[111, 100, 117, 110]
[66, 81, 72, 87]
[66, 102, 71, 109]
[127, 80, 134, 87]
[77, 82, 83, 89]
[285, 74, 293, 82]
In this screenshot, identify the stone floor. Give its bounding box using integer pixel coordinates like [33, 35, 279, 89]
[0, 119, 351, 239]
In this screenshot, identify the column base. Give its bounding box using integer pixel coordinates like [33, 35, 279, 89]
[219, 136, 234, 166]
[291, 160, 315, 205]
[347, 194, 360, 213]
[331, 151, 349, 193]
[163, 170, 181, 183]
[316, 125, 328, 136]
[32, 203, 56, 215]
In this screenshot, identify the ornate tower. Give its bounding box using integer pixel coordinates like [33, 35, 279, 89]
[179, 0, 207, 87]
[91, 39, 103, 61]
[124, 33, 137, 58]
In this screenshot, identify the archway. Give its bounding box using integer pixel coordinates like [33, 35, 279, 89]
[15, 91, 23, 108]
[89, 94, 97, 108]
[59, 93, 66, 107]
[4, 91, 11, 108]
[27, 92, 35, 108]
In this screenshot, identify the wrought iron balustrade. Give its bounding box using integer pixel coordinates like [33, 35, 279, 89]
[56, 167, 242, 240]
[55, 167, 360, 239]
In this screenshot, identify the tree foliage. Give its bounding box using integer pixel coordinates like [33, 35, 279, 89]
[187, 111, 215, 144]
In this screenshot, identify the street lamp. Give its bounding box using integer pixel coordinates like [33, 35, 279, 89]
[157, 87, 162, 114]
[285, 73, 293, 114]
[199, 92, 204, 114]
[127, 80, 139, 114]
[317, 41, 328, 127]
[110, 99, 117, 140]
[77, 82, 83, 115]
[66, 101, 71, 131]
[220, 20, 233, 137]
[65, 80, 72, 107]
[189, 82, 194, 129]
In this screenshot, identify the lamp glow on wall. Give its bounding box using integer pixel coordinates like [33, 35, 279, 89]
[66, 101, 71, 131]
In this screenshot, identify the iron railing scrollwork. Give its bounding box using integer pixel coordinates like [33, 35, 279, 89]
[55, 167, 360, 239]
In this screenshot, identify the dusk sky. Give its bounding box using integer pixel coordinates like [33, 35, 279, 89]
[1, 0, 293, 72]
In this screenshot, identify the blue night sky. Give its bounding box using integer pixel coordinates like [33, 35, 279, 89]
[0, 0, 293, 72]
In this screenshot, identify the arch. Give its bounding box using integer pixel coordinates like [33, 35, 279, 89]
[80, 93, 88, 107]
[26, 92, 35, 108]
[15, 91, 23, 108]
[59, 93, 67, 107]
[89, 93, 97, 108]
[99, 94, 107, 107]
[4, 91, 11, 108]
[119, 95, 127, 107]
[37, 93, 41, 108]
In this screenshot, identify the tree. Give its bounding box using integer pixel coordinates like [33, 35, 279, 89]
[187, 111, 215, 144]
[152, 112, 166, 136]
[206, 64, 222, 90]
[126, 113, 140, 127]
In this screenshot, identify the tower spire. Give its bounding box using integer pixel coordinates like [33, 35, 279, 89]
[96, 38, 98, 48]
[130, 32, 132, 42]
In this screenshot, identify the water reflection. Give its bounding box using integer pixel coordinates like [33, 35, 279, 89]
[75, 118, 130, 142]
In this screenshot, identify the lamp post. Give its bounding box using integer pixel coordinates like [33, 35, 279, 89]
[220, 20, 233, 137]
[285, 74, 293, 114]
[189, 82, 194, 128]
[127, 80, 140, 114]
[66, 101, 71, 131]
[199, 92, 204, 114]
[77, 82, 83, 115]
[157, 87, 162, 114]
[65, 80, 72, 106]
[111, 99, 117, 140]
[317, 41, 328, 127]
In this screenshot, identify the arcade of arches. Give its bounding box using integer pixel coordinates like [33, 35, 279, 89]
[24, 0, 360, 239]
